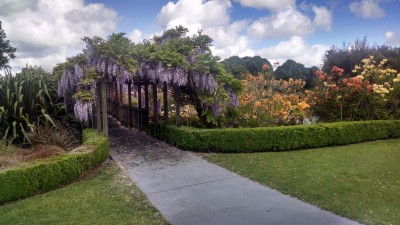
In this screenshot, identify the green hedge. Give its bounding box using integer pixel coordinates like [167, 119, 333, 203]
[149, 120, 400, 152]
[0, 129, 109, 205]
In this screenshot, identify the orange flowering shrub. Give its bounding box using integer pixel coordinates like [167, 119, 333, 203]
[238, 66, 310, 127]
[308, 56, 400, 121]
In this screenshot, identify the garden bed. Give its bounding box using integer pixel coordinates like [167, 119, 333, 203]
[149, 120, 400, 152]
[0, 129, 109, 205]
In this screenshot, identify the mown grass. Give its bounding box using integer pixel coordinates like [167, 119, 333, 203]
[205, 139, 400, 225]
[0, 161, 169, 225]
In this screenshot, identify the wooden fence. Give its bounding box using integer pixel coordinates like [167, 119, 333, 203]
[107, 99, 148, 131]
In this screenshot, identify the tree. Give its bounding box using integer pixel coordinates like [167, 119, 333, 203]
[0, 21, 16, 70]
[221, 56, 272, 79]
[275, 59, 309, 80]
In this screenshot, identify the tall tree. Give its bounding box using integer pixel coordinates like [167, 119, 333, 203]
[221, 56, 272, 79]
[0, 21, 16, 70]
[275, 59, 309, 80]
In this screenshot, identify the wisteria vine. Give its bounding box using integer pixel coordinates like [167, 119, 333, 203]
[58, 26, 242, 126]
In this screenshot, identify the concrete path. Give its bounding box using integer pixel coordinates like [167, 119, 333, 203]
[108, 119, 360, 225]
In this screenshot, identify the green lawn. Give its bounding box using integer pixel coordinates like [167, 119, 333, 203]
[206, 139, 400, 225]
[0, 161, 169, 225]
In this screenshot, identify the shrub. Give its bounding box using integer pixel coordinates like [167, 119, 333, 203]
[0, 67, 64, 145]
[238, 69, 310, 127]
[308, 59, 400, 121]
[0, 129, 109, 205]
[25, 123, 80, 151]
[151, 120, 400, 152]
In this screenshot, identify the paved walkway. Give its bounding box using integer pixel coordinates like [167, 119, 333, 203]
[108, 118, 360, 225]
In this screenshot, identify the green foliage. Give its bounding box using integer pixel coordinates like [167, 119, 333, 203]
[152, 120, 400, 152]
[221, 56, 272, 79]
[99, 33, 138, 73]
[0, 21, 16, 70]
[154, 47, 189, 69]
[153, 25, 189, 45]
[0, 67, 63, 145]
[275, 59, 309, 81]
[0, 129, 109, 205]
[214, 64, 243, 93]
[72, 90, 94, 102]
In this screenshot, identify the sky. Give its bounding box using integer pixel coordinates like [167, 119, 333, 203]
[1, 0, 400, 72]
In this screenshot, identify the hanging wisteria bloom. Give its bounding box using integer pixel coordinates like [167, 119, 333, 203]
[192, 72, 217, 93]
[58, 64, 85, 104]
[74, 100, 93, 122]
[226, 87, 239, 107]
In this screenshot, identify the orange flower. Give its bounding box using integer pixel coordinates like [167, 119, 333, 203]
[298, 102, 310, 111]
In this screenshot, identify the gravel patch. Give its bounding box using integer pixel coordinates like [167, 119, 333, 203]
[108, 116, 192, 170]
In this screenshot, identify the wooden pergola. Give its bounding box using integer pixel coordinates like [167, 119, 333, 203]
[94, 76, 178, 136]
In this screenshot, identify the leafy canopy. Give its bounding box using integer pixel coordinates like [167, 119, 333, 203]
[0, 21, 16, 70]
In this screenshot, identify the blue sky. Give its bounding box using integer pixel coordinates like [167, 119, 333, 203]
[1, 0, 399, 71]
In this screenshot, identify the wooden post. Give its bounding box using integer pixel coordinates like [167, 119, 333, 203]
[96, 83, 101, 131]
[101, 79, 108, 136]
[144, 83, 149, 129]
[114, 78, 118, 118]
[174, 86, 181, 126]
[163, 82, 168, 123]
[127, 80, 132, 128]
[138, 83, 142, 131]
[119, 83, 123, 121]
[152, 83, 158, 124]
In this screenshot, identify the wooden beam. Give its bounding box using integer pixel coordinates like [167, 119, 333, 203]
[163, 81, 168, 123]
[152, 83, 158, 124]
[101, 79, 108, 136]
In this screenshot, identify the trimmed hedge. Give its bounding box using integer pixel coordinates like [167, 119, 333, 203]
[149, 120, 400, 152]
[0, 129, 109, 205]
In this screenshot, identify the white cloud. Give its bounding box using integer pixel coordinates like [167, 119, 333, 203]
[155, 0, 330, 63]
[156, 0, 254, 60]
[0, 0, 117, 72]
[0, 0, 39, 16]
[349, 0, 385, 19]
[234, 0, 295, 10]
[208, 21, 255, 59]
[157, 0, 232, 30]
[247, 5, 332, 39]
[248, 7, 313, 38]
[312, 5, 332, 31]
[128, 29, 144, 43]
[257, 36, 329, 67]
[385, 31, 400, 46]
